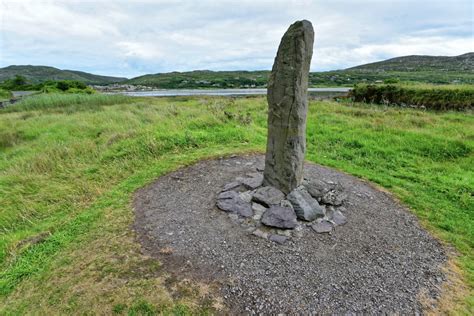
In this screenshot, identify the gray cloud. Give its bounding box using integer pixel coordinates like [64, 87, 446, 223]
[1, 0, 472, 77]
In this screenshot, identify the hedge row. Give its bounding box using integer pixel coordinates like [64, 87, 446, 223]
[349, 84, 474, 111]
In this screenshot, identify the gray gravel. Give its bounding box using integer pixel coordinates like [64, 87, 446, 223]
[133, 155, 447, 314]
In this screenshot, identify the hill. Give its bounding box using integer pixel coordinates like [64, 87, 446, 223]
[124, 53, 474, 89]
[0, 65, 127, 85]
[126, 70, 270, 89]
[124, 53, 474, 88]
[347, 52, 474, 72]
[2, 53, 473, 88]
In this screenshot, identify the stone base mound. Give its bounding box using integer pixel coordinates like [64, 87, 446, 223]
[133, 155, 446, 314]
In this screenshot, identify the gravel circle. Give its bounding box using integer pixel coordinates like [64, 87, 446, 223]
[133, 155, 447, 314]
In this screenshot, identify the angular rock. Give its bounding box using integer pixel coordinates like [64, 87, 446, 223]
[222, 181, 242, 192]
[304, 179, 334, 200]
[252, 229, 269, 240]
[261, 205, 297, 229]
[312, 220, 333, 233]
[239, 191, 253, 203]
[327, 208, 347, 226]
[252, 202, 267, 221]
[287, 187, 325, 221]
[252, 186, 285, 206]
[269, 234, 289, 244]
[280, 199, 294, 209]
[263, 20, 314, 194]
[321, 189, 346, 206]
[238, 172, 264, 190]
[217, 190, 253, 217]
[218, 190, 239, 200]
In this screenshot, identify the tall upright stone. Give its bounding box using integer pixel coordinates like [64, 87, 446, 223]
[263, 20, 314, 194]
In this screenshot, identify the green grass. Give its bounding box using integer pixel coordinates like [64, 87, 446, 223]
[0, 94, 472, 313]
[0, 89, 12, 102]
[350, 83, 474, 110]
[2, 93, 132, 113]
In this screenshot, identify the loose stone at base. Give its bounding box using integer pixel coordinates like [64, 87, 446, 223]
[238, 173, 264, 190]
[269, 234, 289, 244]
[252, 229, 269, 240]
[252, 202, 267, 221]
[222, 181, 243, 192]
[287, 187, 325, 221]
[252, 186, 285, 206]
[327, 207, 347, 226]
[261, 205, 297, 229]
[312, 220, 333, 233]
[217, 190, 253, 217]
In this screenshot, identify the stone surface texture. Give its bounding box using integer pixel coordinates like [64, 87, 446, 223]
[216, 190, 252, 217]
[252, 186, 285, 206]
[287, 186, 325, 221]
[263, 20, 314, 194]
[261, 205, 298, 229]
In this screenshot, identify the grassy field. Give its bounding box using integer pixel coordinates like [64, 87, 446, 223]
[0, 94, 472, 314]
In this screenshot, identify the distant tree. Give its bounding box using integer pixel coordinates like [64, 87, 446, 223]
[12, 75, 27, 86]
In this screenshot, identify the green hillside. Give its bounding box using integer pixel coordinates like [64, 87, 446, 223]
[0, 65, 127, 85]
[348, 52, 474, 72]
[125, 53, 474, 88]
[2, 53, 473, 88]
[126, 70, 270, 88]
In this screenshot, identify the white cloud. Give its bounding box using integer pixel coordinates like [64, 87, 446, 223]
[0, 0, 472, 77]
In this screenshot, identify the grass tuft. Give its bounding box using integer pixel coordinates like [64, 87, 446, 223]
[1, 93, 133, 113]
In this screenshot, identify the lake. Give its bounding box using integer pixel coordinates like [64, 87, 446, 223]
[112, 87, 351, 97]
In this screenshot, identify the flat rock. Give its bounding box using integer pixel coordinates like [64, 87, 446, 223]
[312, 220, 333, 233]
[261, 205, 297, 229]
[327, 208, 347, 226]
[287, 187, 325, 221]
[252, 186, 285, 206]
[304, 179, 335, 199]
[332, 210, 347, 226]
[217, 190, 253, 217]
[269, 234, 289, 244]
[238, 172, 264, 190]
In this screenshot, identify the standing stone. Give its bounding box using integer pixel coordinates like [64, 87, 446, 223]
[263, 20, 314, 194]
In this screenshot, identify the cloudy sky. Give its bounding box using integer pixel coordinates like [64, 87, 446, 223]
[0, 0, 473, 78]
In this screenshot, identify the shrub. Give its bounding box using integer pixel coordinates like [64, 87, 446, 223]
[349, 84, 474, 111]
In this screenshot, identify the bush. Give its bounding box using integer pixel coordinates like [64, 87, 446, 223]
[349, 84, 474, 111]
[0, 89, 12, 101]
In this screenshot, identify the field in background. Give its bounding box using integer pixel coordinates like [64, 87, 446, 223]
[0, 94, 472, 313]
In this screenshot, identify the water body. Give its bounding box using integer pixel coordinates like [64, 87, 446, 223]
[113, 87, 351, 97]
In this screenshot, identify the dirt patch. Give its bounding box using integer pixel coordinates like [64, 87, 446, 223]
[133, 155, 447, 314]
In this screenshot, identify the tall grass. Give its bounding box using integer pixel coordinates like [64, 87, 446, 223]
[1, 93, 133, 112]
[350, 84, 474, 110]
[0, 89, 12, 101]
[0, 96, 472, 313]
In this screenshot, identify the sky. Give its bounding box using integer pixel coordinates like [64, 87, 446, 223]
[0, 0, 473, 78]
